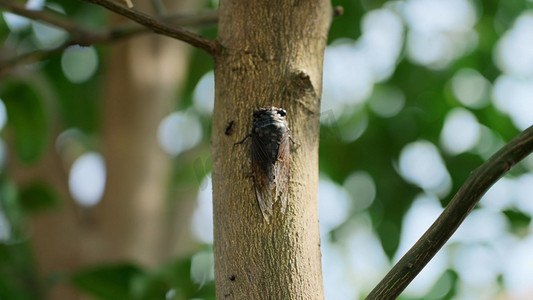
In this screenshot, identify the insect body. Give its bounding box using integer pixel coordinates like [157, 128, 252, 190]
[225, 120, 235, 135]
[237, 106, 293, 223]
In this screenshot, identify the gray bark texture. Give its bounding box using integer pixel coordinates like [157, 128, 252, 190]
[211, 1, 332, 299]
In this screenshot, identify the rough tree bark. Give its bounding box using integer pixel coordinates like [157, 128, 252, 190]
[211, 1, 332, 298]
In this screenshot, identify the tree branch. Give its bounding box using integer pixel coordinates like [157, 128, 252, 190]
[0, 0, 107, 41]
[1, 44, 68, 75]
[0, 22, 135, 75]
[0, 2, 218, 75]
[366, 125, 533, 300]
[80, 0, 218, 54]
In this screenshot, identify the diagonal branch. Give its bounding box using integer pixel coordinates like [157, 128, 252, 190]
[366, 125, 533, 300]
[80, 0, 218, 54]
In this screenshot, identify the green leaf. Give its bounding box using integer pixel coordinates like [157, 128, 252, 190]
[139, 258, 194, 299]
[0, 241, 43, 299]
[137, 255, 215, 300]
[503, 209, 531, 237]
[18, 181, 59, 214]
[1, 80, 49, 164]
[0, 179, 26, 239]
[71, 263, 144, 300]
[424, 270, 458, 300]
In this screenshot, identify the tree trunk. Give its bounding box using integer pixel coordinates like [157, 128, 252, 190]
[12, 1, 199, 297]
[211, 1, 332, 298]
[94, 0, 198, 266]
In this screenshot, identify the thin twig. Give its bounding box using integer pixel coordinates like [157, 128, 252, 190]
[0, 3, 218, 74]
[0, 23, 138, 75]
[0, 0, 107, 41]
[366, 125, 533, 300]
[80, 0, 218, 54]
[0, 44, 68, 75]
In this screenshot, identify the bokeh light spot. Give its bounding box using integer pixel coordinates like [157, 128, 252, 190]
[440, 108, 481, 155]
[399, 140, 452, 196]
[31, 4, 67, 50]
[452, 244, 499, 287]
[492, 75, 533, 130]
[0, 99, 8, 132]
[452, 208, 507, 244]
[368, 86, 405, 118]
[515, 173, 533, 216]
[190, 250, 214, 285]
[193, 71, 215, 116]
[319, 177, 351, 236]
[191, 175, 213, 244]
[322, 43, 374, 118]
[495, 12, 533, 77]
[0, 208, 10, 242]
[61, 46, 99, 83]
[344, 171, 376, 211]
[322, 8, 404, 119]
[502, 235, 533, 296]
[69, 152, 106, 207]
[360, 8, 404, 81]
[451, 68, 490, 108]
[158, 111, 202, 156]
[2, 0, 44, 31]
[481, 177, 515, 211]
[403, 0, 478, 69]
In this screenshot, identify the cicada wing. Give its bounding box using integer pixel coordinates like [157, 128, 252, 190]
[275, 133, 291, 214]
[251, 134, 274, 222]
[253, 173, 273, 223]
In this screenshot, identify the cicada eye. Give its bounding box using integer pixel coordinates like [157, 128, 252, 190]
[278, 109, 287, 117]
[253, 111, 261, 118]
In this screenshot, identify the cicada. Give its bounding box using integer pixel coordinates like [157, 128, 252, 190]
[237, 106, 294, 223]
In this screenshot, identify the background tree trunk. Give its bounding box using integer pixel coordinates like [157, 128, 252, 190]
[9, 1, 200, 298]
[212, 1, 332, 298]
[94, 2, 195, 265]
[90, 0, 203, 267]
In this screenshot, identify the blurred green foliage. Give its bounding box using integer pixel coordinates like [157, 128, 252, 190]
[71, 259, 215, 300]
[0, 179, 43, 299]
[1, 0, 532, 299]
[18, 181, 59, 214]
[1, 80, 49, 164]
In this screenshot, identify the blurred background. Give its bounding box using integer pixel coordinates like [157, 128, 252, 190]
[1, 0, 533, 299]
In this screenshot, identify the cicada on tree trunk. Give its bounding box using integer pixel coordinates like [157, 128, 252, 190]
[237, 106, 294, 223]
